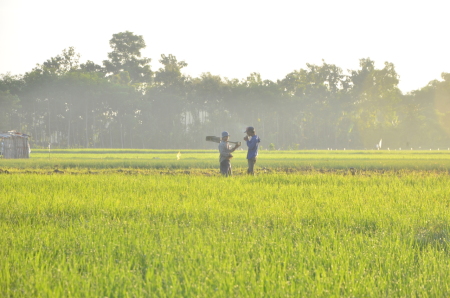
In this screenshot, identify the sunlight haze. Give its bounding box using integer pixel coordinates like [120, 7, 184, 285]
[1, 0, 448, 93]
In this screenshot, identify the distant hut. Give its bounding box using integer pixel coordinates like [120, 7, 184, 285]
[0, 131, 30, 159]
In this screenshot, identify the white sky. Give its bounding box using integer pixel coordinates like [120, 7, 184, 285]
[1, 0, 449, 93]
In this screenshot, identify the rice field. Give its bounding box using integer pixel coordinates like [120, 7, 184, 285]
[1, 150, 450, 296]
[2, 149, 450, 172]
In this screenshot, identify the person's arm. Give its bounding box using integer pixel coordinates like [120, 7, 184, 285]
[229, 143, 240, 152]
[221, 143, 236, 155]
[247, 136, 259, 150]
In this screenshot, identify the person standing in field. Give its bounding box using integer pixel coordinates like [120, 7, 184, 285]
[244, 126, 260, 175]
[219, 131, 240, 176]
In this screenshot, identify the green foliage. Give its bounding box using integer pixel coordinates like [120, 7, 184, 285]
[1, 33, 450, 150]
[37, 47, 81, 76]
[0, 89, 20, 131]
[103, 31, 152, 84]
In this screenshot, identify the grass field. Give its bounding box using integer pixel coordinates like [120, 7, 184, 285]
[1, 150, 450, 296]
[2, 149, 450, 173]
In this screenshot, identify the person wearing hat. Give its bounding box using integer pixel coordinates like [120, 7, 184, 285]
[244, 126, 260, 175]
[218, 131, 240, 176]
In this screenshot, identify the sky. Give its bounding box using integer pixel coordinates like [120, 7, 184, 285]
[1, 0, 449, 93]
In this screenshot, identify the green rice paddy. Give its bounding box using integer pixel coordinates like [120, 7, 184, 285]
[2, 149, 450, 172]
[1, 150, 450, 296]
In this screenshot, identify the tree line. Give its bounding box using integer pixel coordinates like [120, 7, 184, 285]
[1, 31, 449, 150]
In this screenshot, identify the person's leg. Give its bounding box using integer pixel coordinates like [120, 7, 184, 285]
[228, 161, 232, 176]
[247, 158, 256, 175]
[220, 160, 228, 175]
[221, 160, 231, 176]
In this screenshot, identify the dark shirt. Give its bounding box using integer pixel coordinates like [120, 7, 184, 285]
[246, 135, 260, 159]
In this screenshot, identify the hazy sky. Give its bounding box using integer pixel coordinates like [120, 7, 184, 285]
[1, 0, 448, 93]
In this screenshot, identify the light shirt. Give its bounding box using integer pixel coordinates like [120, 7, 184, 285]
[219, 141, 233, 163]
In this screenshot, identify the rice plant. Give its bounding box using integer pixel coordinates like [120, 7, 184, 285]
[1, 171, 450, 296]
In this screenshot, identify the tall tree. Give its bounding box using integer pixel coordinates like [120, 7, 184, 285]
[226, 73, 283, 146]
[0, 90, 20, 131]
[39, 47, 81, 75]
[278, 61, 350, 149]
[79, 60, 105, 74]
[187, 73, 230, 147]
[434, 73, 450, 138]
[145, 54, 189, 148]
[349, 58, 402, 148]
[103, 31, 152, 84]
